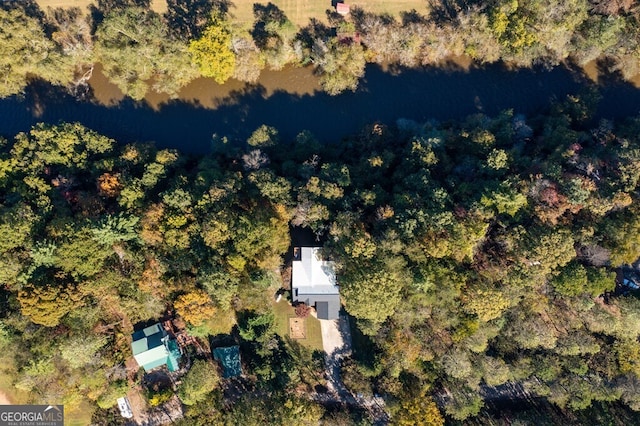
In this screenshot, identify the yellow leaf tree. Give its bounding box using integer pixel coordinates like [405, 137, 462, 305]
[393, 393, 444, 426]
[18, 285, 84, 327]
[174, 290, 217, 326]
[188, 15, 236, 84]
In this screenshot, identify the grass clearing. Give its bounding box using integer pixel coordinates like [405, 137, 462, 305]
[228, 0, 430, 27]
[272, 298, 323, 352]
[204, 309, 237, 336]
[65, 400, 95, 426]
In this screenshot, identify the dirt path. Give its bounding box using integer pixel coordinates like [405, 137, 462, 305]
[0, 390, 12, 405]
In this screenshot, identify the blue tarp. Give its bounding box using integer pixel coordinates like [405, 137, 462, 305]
[213, 346, 242, 378]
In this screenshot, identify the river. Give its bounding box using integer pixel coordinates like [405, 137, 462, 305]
[1, 63, 639, 154]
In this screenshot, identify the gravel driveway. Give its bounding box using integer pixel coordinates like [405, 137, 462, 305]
[320, 314, 352, 395]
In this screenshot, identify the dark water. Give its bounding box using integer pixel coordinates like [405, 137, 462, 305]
[1, 63, 639, 154]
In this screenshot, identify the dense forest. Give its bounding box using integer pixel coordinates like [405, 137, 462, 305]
[1, 0, 640, 98]
[2, 90, 640, 424]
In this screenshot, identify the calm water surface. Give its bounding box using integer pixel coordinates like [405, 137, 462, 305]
[1, 63, 639, 154]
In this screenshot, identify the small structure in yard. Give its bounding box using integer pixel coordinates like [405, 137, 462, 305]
[213, 346, 242, 378]
[336, 2, 350, 15]
[292, 247, 340, 320]
[131, 323, 182, 372]
[117, 397, 133, 419]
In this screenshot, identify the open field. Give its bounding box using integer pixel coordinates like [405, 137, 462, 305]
[228, 0, 429, 26]
[230, 0, 429, 26]
[35, 0, 428, 27]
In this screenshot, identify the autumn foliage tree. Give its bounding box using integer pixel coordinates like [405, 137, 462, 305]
[18, 284, 84, 327]
[392, 393, 444, 426]
[174, 290, 217, 326]
[294, 303, 311, 318]
[188, 14, 236, 83]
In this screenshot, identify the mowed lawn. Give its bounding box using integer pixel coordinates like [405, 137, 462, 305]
[36, 0, 428, 27]
[272, 298, 323, 352]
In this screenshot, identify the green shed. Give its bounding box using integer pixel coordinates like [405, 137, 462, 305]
[132, 323, 182, 372]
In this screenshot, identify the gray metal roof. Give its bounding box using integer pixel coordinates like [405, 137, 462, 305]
[299, 294, 341, 320]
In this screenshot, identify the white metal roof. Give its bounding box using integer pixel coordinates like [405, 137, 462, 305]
[117, 397, 133, 419]
[292, 247, 338, 294]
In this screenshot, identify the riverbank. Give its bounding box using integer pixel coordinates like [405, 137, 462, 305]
[88, 56, 640, 113]
[0, 61, 637, 154]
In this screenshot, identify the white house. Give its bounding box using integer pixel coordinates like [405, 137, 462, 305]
[291, 247, 340, 320]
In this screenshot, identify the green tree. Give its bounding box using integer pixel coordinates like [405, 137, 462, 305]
[178, 359, 220, 405]
[313, 39, 366, 95]
[247, 125, 279, 147]
[251, 3, 296, 70]
[232, 206, 290, 271]
[91, 214, 140, 246]
[341, 260, 404, 329]
[490, 0, 539, 54]
[603, 209, 640, 266]
[551, 261, 589, 297]
[96, 380, 129, 409]
[95, 8, 197, 99]
[11, 122, 114, 173]
[480, 181, 528, 217]
[199, 267, 239, 310]
[393, 393, 444, 426]
[57, 230, 114, 279]
[463, 287, 510, 322]
[60, 334, 109, 369]
[0, 9, 68, 97]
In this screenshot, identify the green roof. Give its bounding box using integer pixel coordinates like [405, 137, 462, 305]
[213, 346, 242, 378]
[166, 339, 181, 372]
[131, 323, 181, 372]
